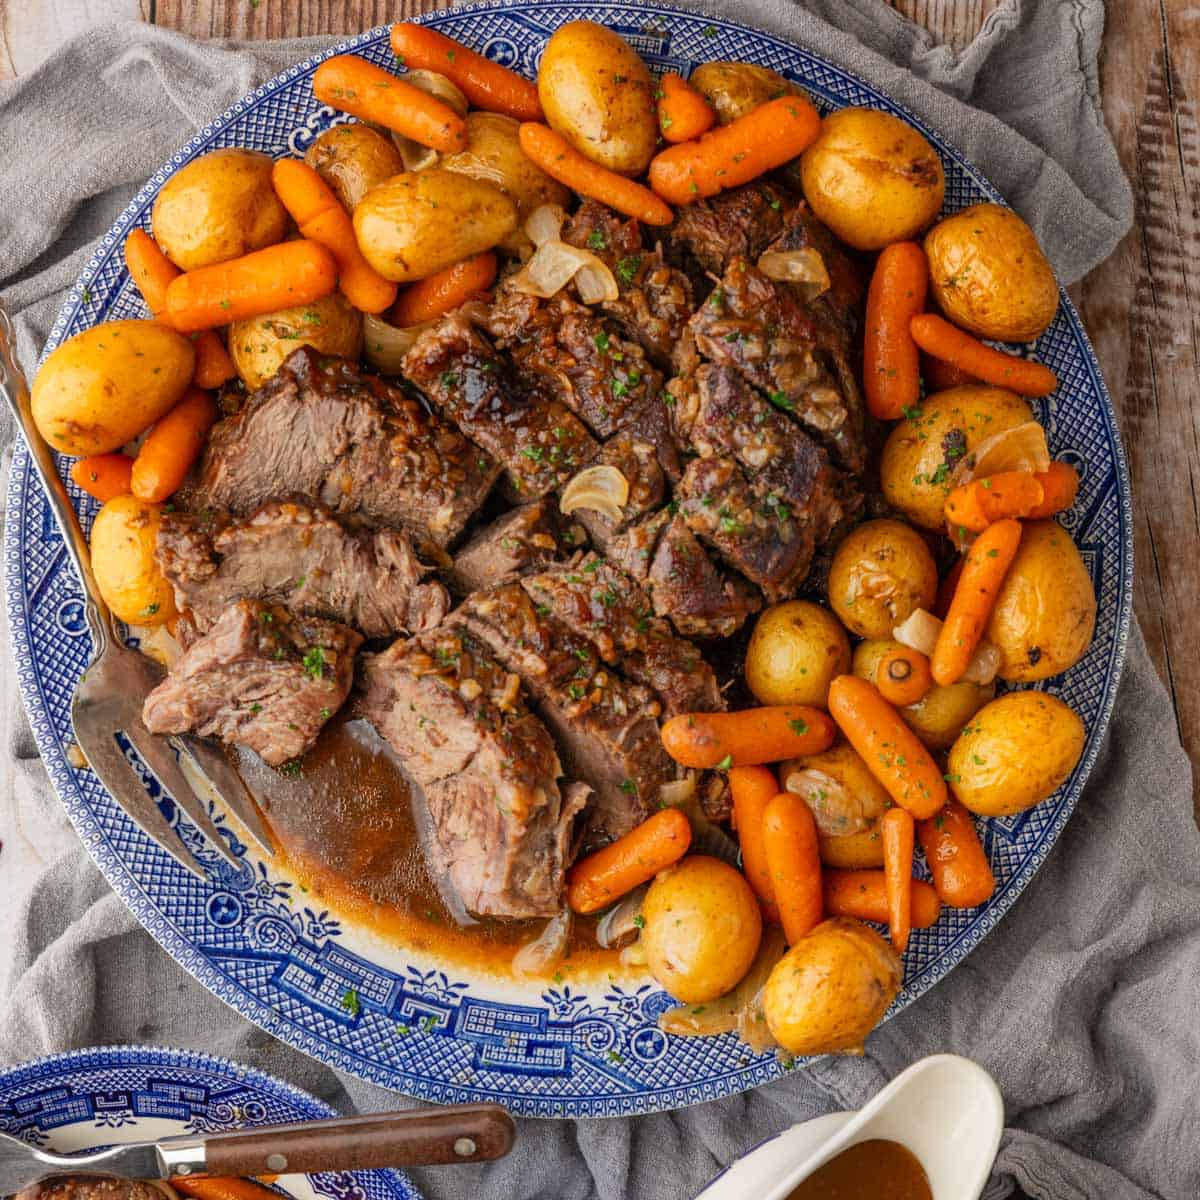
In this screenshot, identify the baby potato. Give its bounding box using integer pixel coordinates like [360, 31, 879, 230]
[986, 520, 1096, 682]
[800, 107, 944, 251]
[948, 690, 1085, 816]
[828, 519, 937, 640]
[229, 292, 364, 391]
[853, 639, 994, 750]
[90, 495, 177, 626]
[304, 123, 404, 213]
[152, 148, 288, 271]
[353, 168, 517, 283]
[688, 61, 804, 125]
[746, 600, 850, 708]
[32, 320, 194, 457]
[925, 203, 1059, 342]
[763, 917, 901, 1056]
[642, 856, 762, 1004]
[880, 387, 1035, 530]
[537, 21, 658, 176]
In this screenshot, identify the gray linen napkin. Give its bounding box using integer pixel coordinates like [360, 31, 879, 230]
[4, 4, 1194, 1199]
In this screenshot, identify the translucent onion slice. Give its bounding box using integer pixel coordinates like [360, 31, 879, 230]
[575, 260, 620, 303]
[893, 608, 1000, 686]
[525, 203, 567, 248]
[509, 239, 618, 303]
[619, 939, 648, 969]
[954, 420, 1051, 487]
[756, 247, 831, 302]
[511, 907, 572, 979]
[658, 774, 741, 869]
[128, 622, 183, 670]
[962, 639, 1002, 686]
[560, 464, 630, 523]
[596, 884, 648, 949]
[782, 768, 876, 837]
[363, 312, 433, 374]
[736, 985, 780, 1054]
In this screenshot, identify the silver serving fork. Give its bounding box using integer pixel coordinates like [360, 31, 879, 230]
[0, 301, 274, 878]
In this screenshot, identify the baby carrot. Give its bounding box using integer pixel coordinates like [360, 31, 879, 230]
[271, 158, 397, 314]
[657, 73, 715, 143]
[173, 1180, 279, 1200]
[729, 766, 782, 923]
[390, 253, 497, 327]
[882, 806, 915, 952]
[648, 95, 821, 205]
[943, 471, 1045, 532]
[921, 352, 976, 392]
[191, 327, 236, 388]
[660, 705, 835, 769]
[1026, 460, 1080, 519]
[518, 123, 673, 226]
[910, 313, 1058, 397]
[70, 454, 134, 503]
[826, 675, 947, 820]
[565, 808, 691, 913]
[130, 386, 218, 503]
[875, 645, 933, 707]
[931, 518, 1022, 686]
[164, 240, 338, 333]
[916, 799, 995, 908]
[863, 242, 928, 420]
[312, 54, 466, 152]
[763, 792, 823, 944]
[823, 869, 941, 929]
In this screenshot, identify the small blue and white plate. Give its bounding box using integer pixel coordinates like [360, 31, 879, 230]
[3, 2, 1132, 1116]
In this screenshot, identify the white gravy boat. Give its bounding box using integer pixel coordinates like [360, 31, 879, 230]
[694, 1054, 1004, 1200]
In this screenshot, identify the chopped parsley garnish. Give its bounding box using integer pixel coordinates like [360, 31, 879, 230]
[715, 754, 733, 770]
[302, 645, 326, 680]
[341, 988, 361, 1016]
[615, 255, 642, 283]
[587, 229, 606, 250]
[594, 330, 610, 351]
[249, 703, 263, 715]
[789, 718, 809, 735]
[632, 914, 646, 929]
[279, 761, 302, 778]
[768, 390, 794, 412]
[619, 778, 637, 794]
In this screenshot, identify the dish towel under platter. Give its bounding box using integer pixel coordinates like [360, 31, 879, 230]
[1, 3, 1197, 1198]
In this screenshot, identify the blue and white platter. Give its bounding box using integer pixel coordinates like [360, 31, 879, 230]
[4, 1, 1131, 1117]
[0, 1045, 419, 1200]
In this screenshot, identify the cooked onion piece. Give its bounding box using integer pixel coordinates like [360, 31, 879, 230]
[560, 464, 630, 523]
[894, 608, 999, 686]
[510, 205, 618, 302]
[390, 69, 468, 171]
[512, 907, 572, 978]
[596, 883, 648, 949]
[756, 247, 831, 302]
[954, 420, 1050, 487]
[363, 312, 434, 373]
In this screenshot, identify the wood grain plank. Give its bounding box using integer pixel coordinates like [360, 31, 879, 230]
[0, 0, 149, 80]
[152, 0, 441, 40]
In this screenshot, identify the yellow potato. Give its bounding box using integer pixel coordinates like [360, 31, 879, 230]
[828, 519, 937, 640]
[948, 690, 1085, 816]
[800, 107, 944, 251]
[304, 123, 404, 213]
[688, 61, 804, 125]
[229, 292, 364, 391]
[152, 148, 288, 271]
[763, 917, 901, 1055]
[90, 495, 176, 626]
[32, 320, 194, 457]
[880, 387, 1035, 530]
[353, 168, 517, 283]
[925, 203, 1059, 342]
[746, 600, 850, 708]
[537, 21, 658, 176]
[986, 520, 1096, 682]
[642, 856, 762, 1004]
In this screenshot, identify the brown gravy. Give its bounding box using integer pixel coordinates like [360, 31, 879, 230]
[787, 1140, 932, 1200]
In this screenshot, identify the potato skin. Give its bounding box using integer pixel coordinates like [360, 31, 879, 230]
[763, 917, 901, 1055]
[353, 168, 517, 283]
[152, 148, 288, 271]
[642, 856, 763, 1003]
[537, 21, 658, 176]
[746, 600, 850, 708]
[925, 203, 1059, 342]
[32, 320, 195, 457]
[688, 61, 803, 125]
[948, 691, 1085, 816]
[800, 107, 944, 251]
[304, 123, 404, 213]
[880, 387, 1035, 529]
[229, 292, 364, 391]
[828, 519, 937, 640]
[90, 495, 177, 626]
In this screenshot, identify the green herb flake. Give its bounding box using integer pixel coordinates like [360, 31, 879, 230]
[303, 645, 327, 680]
[715, 754, 733, 770]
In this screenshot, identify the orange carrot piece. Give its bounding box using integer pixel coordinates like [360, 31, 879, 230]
[390, 253, 497, 327]
[518, 123, 673, 226]
[165, 240, 338, 333]
[931, 518, 1022, 686]
[1027, 460, 1080, 519]
[882, 806, 915, 952]
[910, 313, 1058, 397]
[660, 706, 835, 769]
[863, 242, 928, 420]
[173, 1179, 280, 1200]
[875, 645, 933, 707]
[565, 808, 691, 913]
[648, 95, 821, 205]
[935, 558, 964, 620]
[130, 386, 219, 503]
[916, 799, 995, 908]
[827, 676, 947, 820]
[191, 328, 236, 388]
[70, 454, 134, 503]
[312, 54, 466, 153]
[944, 471, 1045, 533]
[729, 765, 782, 923]
[390, 24, 542, 120]
[657, 73, 715, 143]
[921, 352, 976, 392]
[763, 792, 823, 944]
[823, 869, 941, 929]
